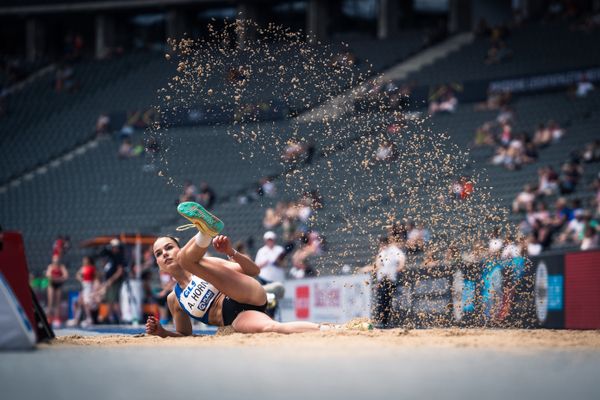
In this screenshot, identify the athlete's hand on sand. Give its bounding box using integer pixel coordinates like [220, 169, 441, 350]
[146, 316, 166, 338]
[212, 235, 234, 256]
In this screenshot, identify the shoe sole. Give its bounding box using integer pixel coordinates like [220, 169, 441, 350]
[177, 202, 224, 236]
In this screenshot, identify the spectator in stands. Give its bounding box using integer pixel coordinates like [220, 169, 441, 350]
[537, 166, 560, 196]
[255, 231, 286, 283]
[100, 238, 125, 324]
[375, 139, 396, 162]
[428, 86, 458, 115]
[593, 177, 600, 215]
[558, 209, 586, 245]
[118, 138, 134, 158]
[496, 105, 515, 125]
[575, 74, 594, 98]
[146, 136, 161, 154]
[179, 180, 198, 203]
[499, 121, 512, 147]
[559, 159, 583, 194]
[582, 140, 600, 163]
[512, 184, 537, 213]
[533, 123, 552, 148]
[96, 113, 111, 136]
[198, 181, 216, 210]
[547, 120, 565, 142]
[258, 177, 276, 198]
[45, 255, 69, 328]
[422, 248, 442, 269]
[263, 206, 282, 230]
[473, 122, 496, 146]
[290, 231, 322, 279]
[526, 233, 543, 256]
[360, 236, 405, 329]
[581, 225, 599, 250]
[406, 221, 429, 252]
[282, 140, 307, 162]
[488, 228, 504, 256]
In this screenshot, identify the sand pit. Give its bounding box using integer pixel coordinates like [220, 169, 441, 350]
[3, 329, 600, 400]
[50, 328, 600, 350]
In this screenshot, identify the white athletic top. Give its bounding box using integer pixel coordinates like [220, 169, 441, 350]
[174, 274, 220, 324]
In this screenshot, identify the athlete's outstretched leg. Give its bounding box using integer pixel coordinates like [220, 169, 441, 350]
[177, 250, 266, 306]
[232, 310, 320, 334]
[175, 202, 266, 306]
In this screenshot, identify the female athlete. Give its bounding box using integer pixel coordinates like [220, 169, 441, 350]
[146, 201, 326, 336]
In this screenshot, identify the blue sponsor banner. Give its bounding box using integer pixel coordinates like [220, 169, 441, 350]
[463, 280, 476, 313]
[548, 275, 563, 311]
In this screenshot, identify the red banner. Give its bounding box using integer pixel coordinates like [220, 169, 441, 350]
[0, 232, 36, 336]
[565, 251, 600, 329]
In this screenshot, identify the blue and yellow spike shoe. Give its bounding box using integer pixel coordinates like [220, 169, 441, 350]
[176, 202, 224, 237]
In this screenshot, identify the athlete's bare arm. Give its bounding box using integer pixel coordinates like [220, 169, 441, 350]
[206, 235, 260, 277]
[145, 292, 192, 337]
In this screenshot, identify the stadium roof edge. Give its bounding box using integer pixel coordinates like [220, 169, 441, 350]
[0, 0, 238, 16]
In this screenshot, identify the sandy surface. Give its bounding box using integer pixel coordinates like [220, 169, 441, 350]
[48, 328, 600, 350]
[4, 328, 600, 400]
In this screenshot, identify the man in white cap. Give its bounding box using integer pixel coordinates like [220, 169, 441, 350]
[255, 231, 286, 282]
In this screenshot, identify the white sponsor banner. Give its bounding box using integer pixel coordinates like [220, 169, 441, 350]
[280, 274, 371, 323]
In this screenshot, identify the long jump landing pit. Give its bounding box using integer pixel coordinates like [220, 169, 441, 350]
[2, 329, 600, 400]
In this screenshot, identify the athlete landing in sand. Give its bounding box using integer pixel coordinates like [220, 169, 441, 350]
[146, 201, 328, 336]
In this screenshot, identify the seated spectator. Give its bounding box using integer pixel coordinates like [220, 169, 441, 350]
[263, 207, 282, 230]
[473, 122, 495, 146]
[557, 209, 586, 245]
[582, 140, 600, 163]
[533, 123, 552, 148]
[501, 239, 521, 260]
[282, 140, 306, 162]
[146, 136, 161, 154]
[550, 197, 574, 230]
[406, 222, 430, 252]
[198, 181, 216, 210]
[422, 248, 442, 269]
[488, 228, 504, 257]
[119, 124, 134, 140]
[290, 231, 322, 279]
[524, 141, 539, 163]
[96, 113, 111, 136]
[259, 177, 276, 198]
[547, 120, 564, 143]
[179, 180, 197, 203]
[527, 201, 551, 227]
[429, 87, 458, 115]
[496, 105, 515, 125]
[575, 74, 594, 98]
[375, 140, 395, 161]
[499, 122, 512, 146]
[581, 225, 599, 250]
[559, 160, 583, 194]
[118, 138, 134, 158]
[526, 234, 542, 256]
[593, 177, 600, 215]
[537, 166, 559, 196]
[512, 184, 537, 213]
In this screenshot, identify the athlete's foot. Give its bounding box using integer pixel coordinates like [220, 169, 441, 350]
[176, 202, 224, 237]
